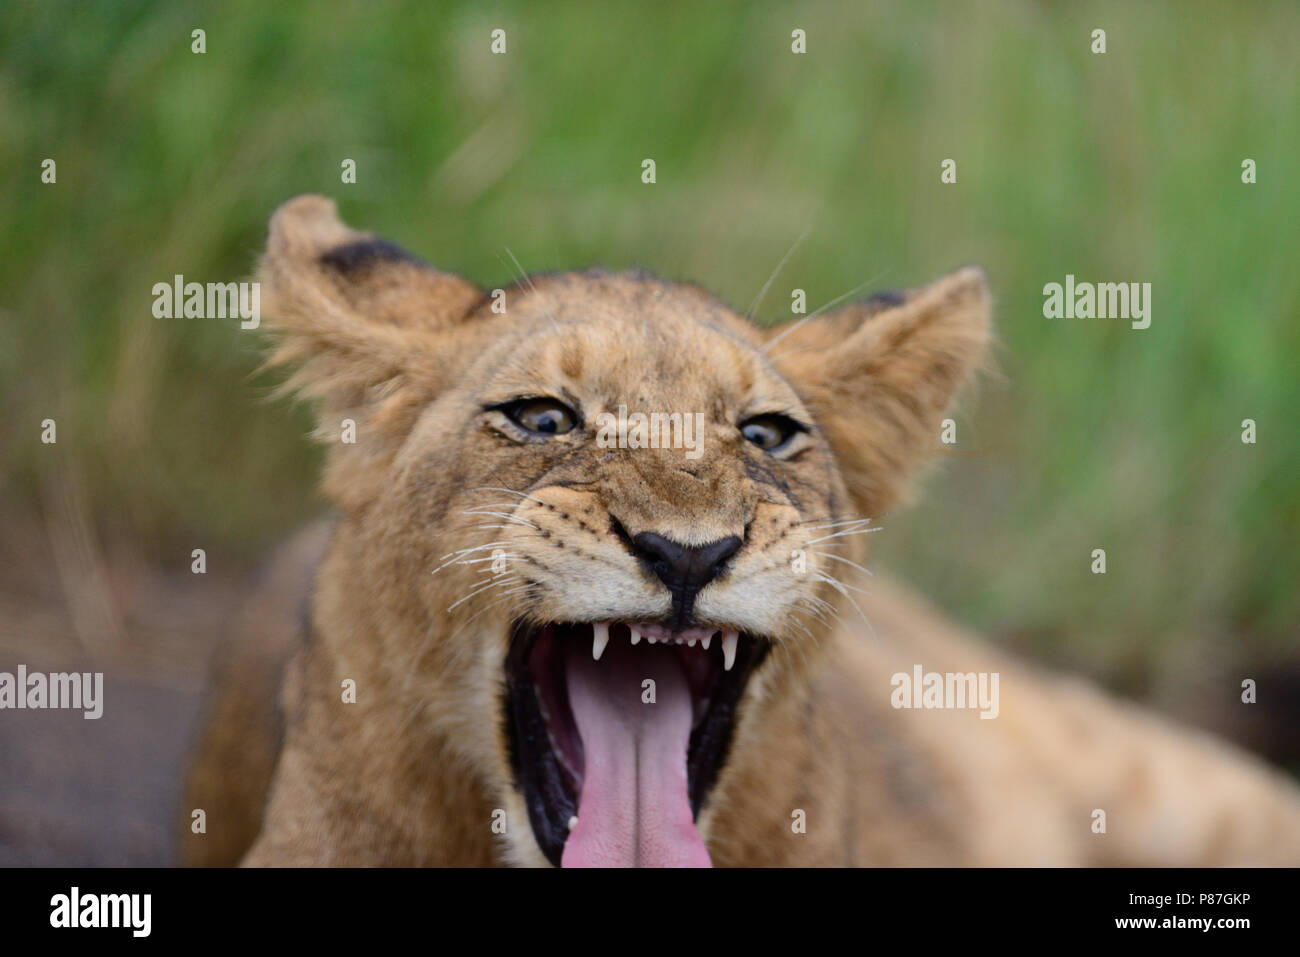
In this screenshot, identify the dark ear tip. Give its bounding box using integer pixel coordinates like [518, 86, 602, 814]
[319, 238, 423, 274]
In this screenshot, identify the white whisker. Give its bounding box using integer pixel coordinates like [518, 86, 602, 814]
[503, 246, 561, 333]
[763, 267, 891, 353]
[808, 550, 874, 577]
[746, 227, 811, 321]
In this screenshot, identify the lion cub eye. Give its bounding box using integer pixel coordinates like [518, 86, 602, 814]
[504, 398, 578, 436]
[739, 414, 803, 453]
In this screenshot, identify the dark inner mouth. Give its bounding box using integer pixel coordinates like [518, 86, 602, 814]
[504, 620, 769, 866]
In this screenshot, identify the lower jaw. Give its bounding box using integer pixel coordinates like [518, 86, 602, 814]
[504, 620, 769, 867]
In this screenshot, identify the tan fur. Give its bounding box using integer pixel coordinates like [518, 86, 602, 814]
[182, 196, 1300, 866]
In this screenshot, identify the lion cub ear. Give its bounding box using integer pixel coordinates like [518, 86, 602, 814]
[768, 267, 992, 519]
[262, 194, 482, 330]
[257, 195, 482, 508]
[259, 195, 482, 393]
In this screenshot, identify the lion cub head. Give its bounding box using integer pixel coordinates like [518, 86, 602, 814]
[258, 195, 990, 867]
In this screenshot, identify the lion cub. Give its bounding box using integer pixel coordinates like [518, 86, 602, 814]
[182, 196, 1300, 867]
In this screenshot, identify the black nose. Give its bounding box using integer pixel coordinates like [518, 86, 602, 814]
[631, 532, 742, 627]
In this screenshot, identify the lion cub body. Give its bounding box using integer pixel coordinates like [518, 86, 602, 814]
[181, 197, 1300, 867]
[185, 522, 1300, 867]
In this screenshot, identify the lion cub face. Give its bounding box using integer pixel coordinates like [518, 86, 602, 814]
[259, 196, 990, 867]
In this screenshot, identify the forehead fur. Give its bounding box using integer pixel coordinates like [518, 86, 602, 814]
[477, 269, 759, 340]
[461, 271, 788, 416]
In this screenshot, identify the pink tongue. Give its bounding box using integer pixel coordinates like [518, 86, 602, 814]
[561, 640, 711, 868]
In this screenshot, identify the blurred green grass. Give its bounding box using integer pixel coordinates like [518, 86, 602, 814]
[1, 0, 1296, 683]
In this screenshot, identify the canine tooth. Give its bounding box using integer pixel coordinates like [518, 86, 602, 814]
[568, 816, 579, 831]
[722, 631, 738, 671]
[592, 622, 610, 661]
[702, 634, 712, 650]
[630, 627, 641, 646]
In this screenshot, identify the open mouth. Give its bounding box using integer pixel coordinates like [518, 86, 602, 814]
[504, 620, 769, 867]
